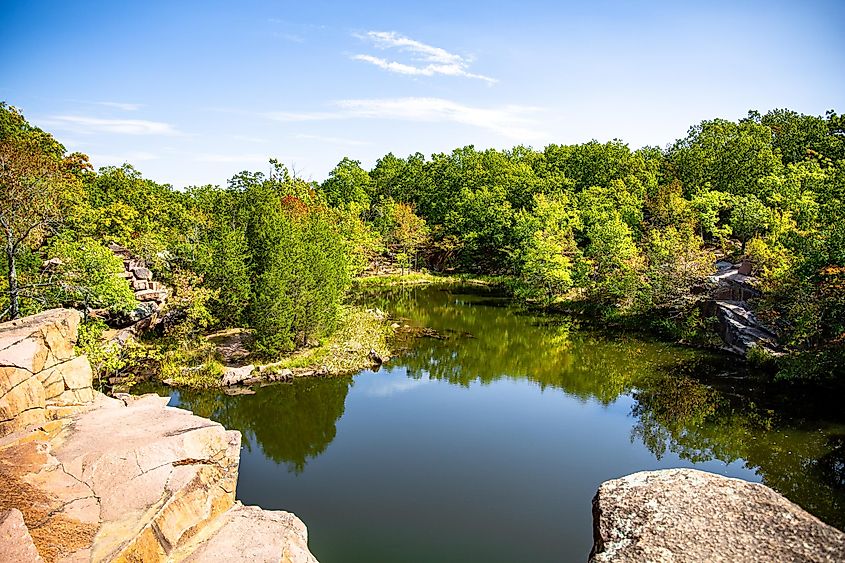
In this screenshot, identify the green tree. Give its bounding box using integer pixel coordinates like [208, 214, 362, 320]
[321, 157, 373, 210]
[46, 237, 137, 313]
[730, 194, 770, 253]
[513, 193, 583, 302]
[585, 213, 644, 308]
[0, 103, 83, 319]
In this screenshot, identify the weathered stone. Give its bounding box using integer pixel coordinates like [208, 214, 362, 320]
[369, 348, 384, 364]
[131, 267, 153, 280]
[0, 309, 317, 562]
[0, 508, 45, 563]
[132, 279, 148, 291]
[207, 329, 252, 364]
[0, 407, 46, 436]
[176, 503, 317, 563]
[0, 309, 81, 373]
[55, 355, 94, 391]
[268, 368, 293, 382]
[715, 301, 781, 357]
[53, 387, 95, 405]
[134, 289, 167, 303]
[0, 310, 95, 436]
[1, 366, 33, 394]
[590, 468, 845, 563]
[221, 365, 255, 386]
[35, 365, 65, 400]
[107, 242, 131, 258]
[0, 377, 46, 425]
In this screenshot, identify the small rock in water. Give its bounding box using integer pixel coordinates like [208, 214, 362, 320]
[268, 368, 293, 382]
[369, 349, 384, 364]
[221, 364, 255, 386]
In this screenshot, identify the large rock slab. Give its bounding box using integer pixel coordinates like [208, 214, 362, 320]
[174, 502, 317, 563]
[0, 508, 45, 563]
[590, 468, 845, 562]
[0, 393, 239, 562]
[0, 392, 318, 562]
[0, 309, 80, 372]
[0, 309, 95, 436]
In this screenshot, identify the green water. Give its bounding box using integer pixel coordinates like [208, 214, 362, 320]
[160, 285, 845, 562]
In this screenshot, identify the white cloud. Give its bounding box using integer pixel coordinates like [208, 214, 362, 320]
[266, 97, 544, 140]
[353, 31, 496, 84]
[44, 115, 178, 135]
[97, 101, 143, 111]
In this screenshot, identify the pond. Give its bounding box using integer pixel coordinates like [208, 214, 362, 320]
[158, 285, 845, 562]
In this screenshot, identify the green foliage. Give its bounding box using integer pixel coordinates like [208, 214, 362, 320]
[640, 226, 714, 311]
[320, 157, 373, 209]
[690, 189, 733, 242]
[76, 318, 124, 386]
[245, 177, 350, 357]
[154, 338, 224, 390]
[47, 236, 137, 312]
[513, 193, 583, 303]
[72, 164, 191, 271]
[669, 118, 783, 196]
[1, 102, 85, 319]
[162, 271, 217, 343]
[585, 213, 644, 308]
[4, 100, 845, 386]
[730, 194, 770, 251]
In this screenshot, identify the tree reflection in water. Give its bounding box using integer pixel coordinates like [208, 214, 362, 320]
[175, 376, 351, 473]
[161, 284, 845, 530]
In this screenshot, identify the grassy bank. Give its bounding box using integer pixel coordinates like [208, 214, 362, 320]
[152, 304, 395, 389]
[353, 271, 508, 289]
[260, 304, 394, 376]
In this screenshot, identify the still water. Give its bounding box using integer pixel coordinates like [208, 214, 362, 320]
[161, 285, 845, 562]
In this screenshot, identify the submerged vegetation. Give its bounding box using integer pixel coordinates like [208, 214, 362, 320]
[1, 101, 843, 386]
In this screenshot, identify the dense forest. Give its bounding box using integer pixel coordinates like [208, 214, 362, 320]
[1, 102, 843, 384]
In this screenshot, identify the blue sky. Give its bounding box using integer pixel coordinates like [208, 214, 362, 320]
[2, 0, 844, 187]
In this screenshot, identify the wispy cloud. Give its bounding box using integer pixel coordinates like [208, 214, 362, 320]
[266, 97, 543, 140]
[44, 115, 178, 135]
[97, 101, 144, 111]
[353, 31, 496, 84]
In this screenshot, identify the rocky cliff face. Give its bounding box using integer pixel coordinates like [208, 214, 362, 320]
[0, 309, 96, 436]
[0, 309, 318, 563]
[590, 468, 845, 562]
[706, 262, 782, 357]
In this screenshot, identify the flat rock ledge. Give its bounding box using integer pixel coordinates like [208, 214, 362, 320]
[590, 468, 845, 562]
[0, 308, 318, 563]
[0, 393, 318, 563]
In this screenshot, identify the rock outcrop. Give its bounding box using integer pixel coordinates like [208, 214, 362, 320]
[0, 309, 318, 562]
[706, 261, 782, 357]
[0, 309, 96, 436]
[0, 508, 45, 563]
[590, 468, 845, 562]
[107, 243, 169, 312]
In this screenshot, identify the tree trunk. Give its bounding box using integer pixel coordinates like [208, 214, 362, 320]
[5, 241, 18, 319]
